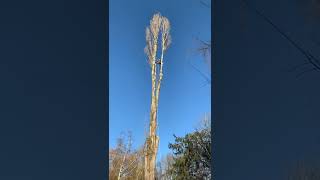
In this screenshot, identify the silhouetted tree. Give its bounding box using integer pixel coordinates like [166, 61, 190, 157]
[287, 160, 320, 180]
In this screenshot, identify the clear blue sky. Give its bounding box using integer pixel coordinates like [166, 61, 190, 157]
[109, 0, 211, 160]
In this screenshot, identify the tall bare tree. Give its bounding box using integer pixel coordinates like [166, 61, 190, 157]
[144, 12, 172, 180]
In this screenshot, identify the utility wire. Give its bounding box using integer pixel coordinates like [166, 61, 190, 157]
[240, 0, 320, 72]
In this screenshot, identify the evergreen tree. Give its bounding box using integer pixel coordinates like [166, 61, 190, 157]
[168, 116, 211, 179]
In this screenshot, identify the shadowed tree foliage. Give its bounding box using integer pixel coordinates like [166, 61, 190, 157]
[167, 115, 211, 180]
[144, 12, 172, 180]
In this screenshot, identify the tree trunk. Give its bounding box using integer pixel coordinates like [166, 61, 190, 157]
[144, 99, 159, 179]
[145, 62, 160, 180]
[144, 13, 171, 179]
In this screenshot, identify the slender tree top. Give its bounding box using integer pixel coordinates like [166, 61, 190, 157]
[144, 13, 172, 67]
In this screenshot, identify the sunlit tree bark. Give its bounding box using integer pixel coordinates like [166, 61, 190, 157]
[144, 13, 171, 180]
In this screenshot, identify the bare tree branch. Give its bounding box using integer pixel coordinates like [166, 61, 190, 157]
[200, 0, 211, 8]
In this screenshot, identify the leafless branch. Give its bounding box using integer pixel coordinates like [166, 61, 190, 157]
[200, 0, 211, 8]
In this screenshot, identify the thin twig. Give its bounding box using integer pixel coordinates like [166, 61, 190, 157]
[200, 0, 210, 8]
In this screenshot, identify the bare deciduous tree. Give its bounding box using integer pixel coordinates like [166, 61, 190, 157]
[190, 0, 212, 84]
[144, 12, 172, 180]
[109, 131, 145, 180]
[157, 153, 175, 180]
